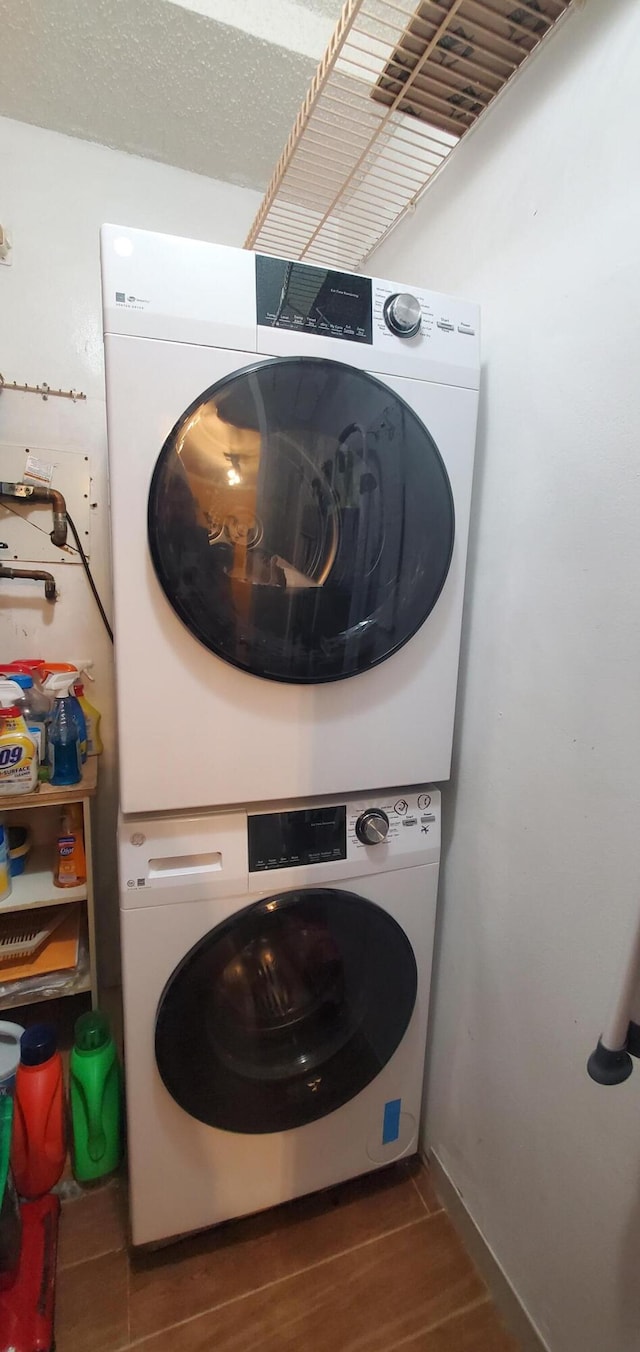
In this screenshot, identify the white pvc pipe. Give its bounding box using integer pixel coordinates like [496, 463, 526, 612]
[600, 907, 640, 1051]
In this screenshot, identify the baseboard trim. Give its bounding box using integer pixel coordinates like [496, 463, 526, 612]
[426, 1151, 550, 1352]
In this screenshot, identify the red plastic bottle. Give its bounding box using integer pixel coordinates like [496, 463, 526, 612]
[10, 1026, 66, 1199]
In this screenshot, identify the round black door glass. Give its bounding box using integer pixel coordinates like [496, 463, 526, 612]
[155, 888, 418, 1134]
[148, 357, 454, 683]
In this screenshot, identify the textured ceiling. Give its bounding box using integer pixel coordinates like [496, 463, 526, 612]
[0, 0, 343, 189]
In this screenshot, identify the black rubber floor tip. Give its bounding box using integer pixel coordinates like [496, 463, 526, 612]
[587, 1038, 633, 1085]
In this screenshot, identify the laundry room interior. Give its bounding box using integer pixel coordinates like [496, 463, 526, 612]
[0, 0, 638, 1349]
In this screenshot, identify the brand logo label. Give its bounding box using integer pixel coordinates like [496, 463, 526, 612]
[0, 745, 23, 768]
[115, 291, 149, 310]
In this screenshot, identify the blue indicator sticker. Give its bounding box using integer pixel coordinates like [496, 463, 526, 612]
[382, 1098, 401, 1145]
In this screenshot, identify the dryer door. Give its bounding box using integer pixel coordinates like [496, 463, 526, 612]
[148, 357, 454, 682]
[154, 888, 418, 1134]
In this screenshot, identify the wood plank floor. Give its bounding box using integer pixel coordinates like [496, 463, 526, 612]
[56, 1160, 520, 1351]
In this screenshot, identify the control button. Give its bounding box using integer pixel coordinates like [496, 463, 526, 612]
[394, 798, 409, 815]
[437, 320, 454, 332]
[402, 817, 418, 827]
[356, 809, 390, 846]
[458, 324, 475, 335]
[417, 793, 431, 811]
[383, 293, 422, 338]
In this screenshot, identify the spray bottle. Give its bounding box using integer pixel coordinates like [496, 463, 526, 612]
[2, 661, 51, 714]
[0, 673, 48, 775]
[41, 665, 87, 762]
[44, 674, 82, 787]
[70, 660, 102, 756]
[0, 682, 38, 796]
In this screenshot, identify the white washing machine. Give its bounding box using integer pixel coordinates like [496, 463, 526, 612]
[101, 226, 480, 815]
[119, 785, 440, 1245]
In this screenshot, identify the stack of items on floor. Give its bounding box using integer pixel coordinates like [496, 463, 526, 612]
[0, 1012, 122, 1350]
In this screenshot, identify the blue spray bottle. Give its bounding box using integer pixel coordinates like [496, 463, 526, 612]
[45, 673, 82, 786]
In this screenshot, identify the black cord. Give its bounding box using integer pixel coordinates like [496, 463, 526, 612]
[64, 512, 114, 643]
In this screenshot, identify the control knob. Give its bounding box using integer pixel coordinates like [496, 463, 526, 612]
[383, 292, 422, 338]
[356, 809, 390, 846]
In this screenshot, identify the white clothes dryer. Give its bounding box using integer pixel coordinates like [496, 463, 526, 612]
[101, 227, 480, 814]
[119, 784, 440, 1245]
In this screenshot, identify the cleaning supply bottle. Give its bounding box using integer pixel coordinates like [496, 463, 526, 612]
[6, 661, 48, 703]
[0, 823, 10, 903]
[11, 1025, 66, 1199]
[73, 684, 101, 756]
[42, 665, 87, 762]
[71, 662, 102, 756]
[0, 682, 38, 797]
[70, 1011, 122, 1182]
[0, 1022, 24, 1098]
[4, 662, 50, 704]
[54, 804, 86, 888]
[1, 674, 48, 775]
[0, 1097, 21, 1291]
[44, 673, 82, 786]
[3, 662, 51, 710]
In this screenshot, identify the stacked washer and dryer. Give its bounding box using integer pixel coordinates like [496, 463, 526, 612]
[100, 227, 480, 1245]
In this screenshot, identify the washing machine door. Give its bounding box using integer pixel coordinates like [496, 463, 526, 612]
[154, 888, 418, 1134]
[148, 357, 454, 682]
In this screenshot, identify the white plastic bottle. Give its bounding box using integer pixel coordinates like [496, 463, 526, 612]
[0, 680, 39, 796]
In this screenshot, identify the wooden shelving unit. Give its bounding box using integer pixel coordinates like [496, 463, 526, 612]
[0, 760, 98, 1010]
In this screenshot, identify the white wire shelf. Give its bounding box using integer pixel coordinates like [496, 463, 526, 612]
[246, 0, 574, 269]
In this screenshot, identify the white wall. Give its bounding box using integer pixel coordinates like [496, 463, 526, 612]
[0, 117, 260, 981]
[370, 2, 640, 1349]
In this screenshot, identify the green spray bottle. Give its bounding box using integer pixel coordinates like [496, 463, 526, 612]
[70, 1011, 123, 1182]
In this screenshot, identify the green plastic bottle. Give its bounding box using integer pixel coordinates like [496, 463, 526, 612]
[0, 1095, 21, 1289]
[70, 1011, 122, 1182]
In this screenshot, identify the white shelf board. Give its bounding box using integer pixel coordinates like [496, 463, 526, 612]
[0, 757, 97, 810]
[0, 846, 87, 913]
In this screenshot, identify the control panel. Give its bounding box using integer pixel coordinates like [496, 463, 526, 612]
[248, 788, 438, 873]
[102, 227, 478, 384]
[118, 787, 440, 910]
[256, 254, 478, 356]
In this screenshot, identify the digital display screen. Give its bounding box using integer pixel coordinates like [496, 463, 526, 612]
[256, 256, 372, 344]
[248, 806, 347, 871]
